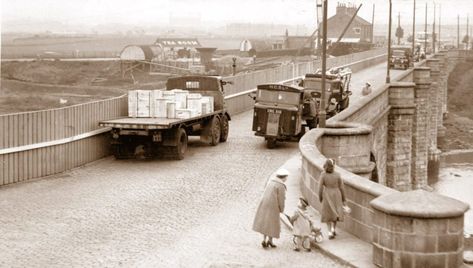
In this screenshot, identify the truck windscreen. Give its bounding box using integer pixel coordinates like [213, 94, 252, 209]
[256, 89, 300, 105]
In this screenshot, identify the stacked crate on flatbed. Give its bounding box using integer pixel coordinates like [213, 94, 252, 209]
[127, 89, 214, 119]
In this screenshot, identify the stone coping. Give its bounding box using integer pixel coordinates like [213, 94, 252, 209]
[370, 189, 470, 218]
[299, 126, 397, 198]
[322, 121, 373, 136]
[389, 81, 416, 87]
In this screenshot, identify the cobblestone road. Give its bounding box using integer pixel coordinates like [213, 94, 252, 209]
[0, 63, 399, 267]
[0, 110, 346, 268]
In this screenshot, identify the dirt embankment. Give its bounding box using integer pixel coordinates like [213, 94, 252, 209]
[0, 61, 168, 114]
[441, 61, 473, 151]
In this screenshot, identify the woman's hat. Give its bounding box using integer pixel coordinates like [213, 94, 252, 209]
[276, 168, 289, 178]
[299, 197, 309, 207]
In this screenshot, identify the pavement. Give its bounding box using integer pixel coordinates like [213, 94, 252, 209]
[277, 154, 375, 268]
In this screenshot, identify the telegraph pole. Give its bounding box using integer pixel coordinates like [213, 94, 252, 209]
[397, 12, 401, 45]
[320, 0, 328, 128]
[424, 2, 428, 54]
[438, 4, 441, 50]
[458, 15, 460, 48]
[466, 14, 470, 50]
[372, 4, 375, 44]
[432, 2, 436, 53]
[386, 0, 392, 83]
[412, 0, 416, 60]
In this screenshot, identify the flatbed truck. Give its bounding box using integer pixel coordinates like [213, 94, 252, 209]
[99, 76, 231, 160]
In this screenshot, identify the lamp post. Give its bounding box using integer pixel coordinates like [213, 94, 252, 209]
[386, 0, 392, 83]
[424, 3, 428, 54]
[319, 0, 328, 128]
[412, 0, 416, 66]
[432, 2, 436, 54]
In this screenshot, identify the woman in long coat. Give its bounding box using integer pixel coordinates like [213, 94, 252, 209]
[252, 168, 288, 248]
[318, 158, 346, 239]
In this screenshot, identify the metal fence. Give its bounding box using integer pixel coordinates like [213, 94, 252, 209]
[0, 48, 386, 186]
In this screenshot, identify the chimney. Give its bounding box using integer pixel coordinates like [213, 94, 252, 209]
[336, 2, 347, 15]
[347, 3, 357, 16]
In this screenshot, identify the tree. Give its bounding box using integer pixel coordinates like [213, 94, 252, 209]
[407, 34, 413, 43]
[395, 26, 404, 45]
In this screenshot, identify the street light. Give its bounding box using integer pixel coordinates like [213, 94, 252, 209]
[412, 0, 416, 66]
[319, 0, 328, 128]
[386, 0, 392, 83]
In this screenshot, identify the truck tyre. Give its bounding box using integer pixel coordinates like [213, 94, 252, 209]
[210, 116, 221, 146]
[266, 138, 277, 149]
[220, 115, 229, 142]
[171, 128, 187, 160]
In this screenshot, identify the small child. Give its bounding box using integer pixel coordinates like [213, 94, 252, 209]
[290, 197, 313, 252]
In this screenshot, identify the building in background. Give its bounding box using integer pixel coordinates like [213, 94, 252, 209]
[325, 2, 373, 55]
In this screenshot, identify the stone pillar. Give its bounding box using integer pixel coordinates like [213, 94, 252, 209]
[370, 190, 469, 268]
[411, 67, 431, 190]
[434, 52, 448, 147]
[426, 59, 442, 183]
[386, 82, 416, 191]
[321, 122, 376, 178]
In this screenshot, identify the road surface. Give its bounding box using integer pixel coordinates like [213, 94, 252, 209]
[0, 62, 401, 267]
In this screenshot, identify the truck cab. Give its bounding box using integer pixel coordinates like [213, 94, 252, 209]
[390, 46, 412, 70]
[252, 84, 306, 148]
[302, 67, 352, 117]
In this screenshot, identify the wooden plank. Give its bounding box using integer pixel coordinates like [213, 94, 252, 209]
[18, 113, 24, 147]
[18, 151, 24, 182]
[8, 115, 14, 148]
[0, 116, 5, 149]
[13, 114, 19, 147]
[0, 155, 4, 186]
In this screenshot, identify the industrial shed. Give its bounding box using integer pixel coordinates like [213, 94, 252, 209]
[119, 45, 163, 76]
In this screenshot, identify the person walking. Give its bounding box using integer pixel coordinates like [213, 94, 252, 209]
[252, 168, 288, 248]
[318, 158, 346, 240]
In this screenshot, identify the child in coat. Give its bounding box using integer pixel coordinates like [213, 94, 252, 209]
[290, 197, 313, 251]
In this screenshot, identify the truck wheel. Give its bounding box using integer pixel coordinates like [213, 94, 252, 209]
[220, 115, 229, 142]
[266, 138, 277, 149]
[112, 144, 128, 159]
[210, 116, 221, 146]
[171, 128, 187, 160]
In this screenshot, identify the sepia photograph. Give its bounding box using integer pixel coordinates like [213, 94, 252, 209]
[1, 0, 473, 267]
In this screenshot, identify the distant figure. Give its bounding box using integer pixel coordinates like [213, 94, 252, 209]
[318, 158, 346, 240]
[253, 168, 288, 248]
[362, 82, 372, 96]
[327, 98, 338, 117]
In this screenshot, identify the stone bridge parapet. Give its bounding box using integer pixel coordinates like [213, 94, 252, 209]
[299, 50, 472, 267]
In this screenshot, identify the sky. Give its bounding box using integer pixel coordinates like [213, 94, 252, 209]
[2, 0, 473, 32]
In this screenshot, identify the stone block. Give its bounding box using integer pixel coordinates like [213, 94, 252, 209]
[373, 226, 380, 243]
[447, 252, 460, 268]
[350, 202, 363, 220]
[401, 253, 414, 268]
[386, 215, 414, 233]
[413, 218, 448, 235]
[373, 210, 386, 228]
[383, 248, 394, 268]
[380, 228, 393, 248]
[437, 234, 460, 252]
[373, 243, 384, 267]
[392, 232, 403, 251]
[447, 216, 464, 234]
[415, 254, 446, 268]
[404, 234, 437, 253]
